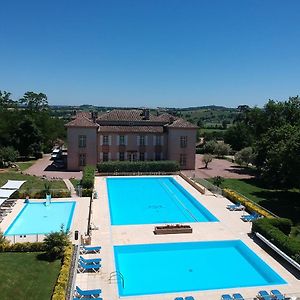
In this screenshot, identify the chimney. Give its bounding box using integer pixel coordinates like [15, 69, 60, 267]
[143, 108, 150, 120]
[169, 116, 175, 124]
[91, 111, 98, 123]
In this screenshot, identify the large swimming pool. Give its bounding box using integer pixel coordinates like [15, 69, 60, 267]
[4, 201, 76, 235]
[114, 240, 286, 296]
[106, 177, 218, 225]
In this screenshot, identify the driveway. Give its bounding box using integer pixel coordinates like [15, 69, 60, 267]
[25, 154, 82, 179]
[183, 154, 254, 179]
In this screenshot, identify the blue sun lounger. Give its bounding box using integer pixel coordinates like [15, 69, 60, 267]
[174, 297, 184, 300]
[185, 297, 195, 300]
[257, 290, 272, 300]
[75, 286, 102, 298]
[80, 245, 101, 254]
[77, 260, 101, 273]
[79, 255, 101, 265]
[221, 295, 233, 300]
[241, 212, 260, 222]
[233, 293, 244, 300]
[271, 289, 285, 300]
[227, 202, 244, 211]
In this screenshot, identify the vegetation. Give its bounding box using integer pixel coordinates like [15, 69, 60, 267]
[0, 90, 66, 160]
[44, 226, 70, 260]
[0, 252, 61, 300]
[81, 165, 95, 189]
[252, 218, 300, 263]
[234, 147, 255, 166]
[202, 154, 213, 168]
[97, 160, 180, 173]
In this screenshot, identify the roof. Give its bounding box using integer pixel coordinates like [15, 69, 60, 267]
[65, 112, 99, 128]
[166, 118, 198, 129]
[99, 125, 164, 133]
[98, 109, 160, 122]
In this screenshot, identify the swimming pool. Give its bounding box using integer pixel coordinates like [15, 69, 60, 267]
[107, 177, 218, 225]
[114, 240, 286, 296]
[4, 201, 76, 235]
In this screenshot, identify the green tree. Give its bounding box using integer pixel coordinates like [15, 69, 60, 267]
[214, 142, 231, 158]
[203, 140, 217, 154]
[0, 146, 19, 166]
[234, 147, 255, 167]
[43, 226, 70, 260]
[224, 123, 253, 151]
[212, 176, 224, 187]
[202, 154, 213, 168]
[0, 91, 15, 109]
[19, 91, 48, 111]
[255, 124, 300, 188]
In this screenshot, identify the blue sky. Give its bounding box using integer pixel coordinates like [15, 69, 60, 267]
[1, 0, 300, 107]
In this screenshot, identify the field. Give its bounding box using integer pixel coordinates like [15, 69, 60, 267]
[0, 252, 60, 300]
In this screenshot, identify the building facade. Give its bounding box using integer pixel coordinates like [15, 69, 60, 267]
[66, 109, 197, 170]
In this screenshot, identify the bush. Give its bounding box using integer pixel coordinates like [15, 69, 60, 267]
[252, 218, 300, 262]
[0, 146, 19, 166]
[223, 188, 274, 218]
[97, 160, 180, 173]
[11, 189, 71, 199]
[203, 141, 217, 154]
[234, 147, 255, 166]
[81, 165, 95, 189]
[51, 245, 73, 300]
[214, 142, 231, 158]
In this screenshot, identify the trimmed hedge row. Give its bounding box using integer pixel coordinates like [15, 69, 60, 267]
[97, 160, 180, 173]
[51, 245, 73, 300]
[81, 165, 95, 189]
[0, 241, 46, 252]
[223, 188, 274, 218]
[11, 190, 71, 199]
[252, 218, 300, 263]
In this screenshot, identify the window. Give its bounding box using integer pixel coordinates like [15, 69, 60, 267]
[78, 135, 86, 148]
[103, 152, 109, 162]
[103, 135, 109, 145]
[180, 154, 187, 166]
[119, 135, 125, 145]
[79, 153, 86, 166]
[139, 135, 145, 146]
[180, 136, 187, 148]
[140, 152, 145, 161]
[156, 135, 161, 145]
[155, 152, 161, 161]
[119, 152, 125, 161]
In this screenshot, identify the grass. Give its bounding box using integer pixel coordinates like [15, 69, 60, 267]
[209, 178, 300, 225]
[0, 172, 66, 191]
[0, 252, 60, 300]
[9, 160, 36, 172]
[70, 178, 80, 188]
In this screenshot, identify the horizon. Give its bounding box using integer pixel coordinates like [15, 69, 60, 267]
[1, 0, 300, 107]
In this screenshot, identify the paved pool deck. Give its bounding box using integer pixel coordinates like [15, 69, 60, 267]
[75, 175, 300, 300]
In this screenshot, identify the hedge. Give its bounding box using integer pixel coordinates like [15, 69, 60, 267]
[223, 188, 275, 218]
[97, 160, 180, 173]
[0, 241, 46, 252]
[252, 218, 300, 263]
[51, 245, 73, 300]
[81, 165, 95, 189]
[11, 190, 71, 199]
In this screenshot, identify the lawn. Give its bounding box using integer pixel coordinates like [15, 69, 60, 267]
[210, 178, 300, 226]
[0, 252, 60, 300]
[0, 172, 67, 192]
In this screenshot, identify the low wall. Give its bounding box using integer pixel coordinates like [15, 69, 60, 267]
[179, 173, 206, 194]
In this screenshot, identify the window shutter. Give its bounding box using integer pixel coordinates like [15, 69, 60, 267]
[117, 136, 120, 146]
[137, 135, 140, 146]
[125, 136, 128, 145]
[100, 152, 103, 160]
[161, 136, 164, 145]
[109, 135, 112, 146]
[145, 136, 148, 146]
[108, 152, 111, 160]
[100, 135, 103, 146]
[124, 152, 127, 160]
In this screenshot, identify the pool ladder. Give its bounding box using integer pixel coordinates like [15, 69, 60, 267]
[109, 271, 125, 289]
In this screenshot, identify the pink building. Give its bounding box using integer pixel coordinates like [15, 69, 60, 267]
[66, 109, 197, 170]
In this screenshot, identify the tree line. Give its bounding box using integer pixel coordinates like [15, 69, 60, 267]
[0, 90, 66, 165]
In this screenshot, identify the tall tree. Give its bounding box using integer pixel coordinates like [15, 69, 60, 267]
[19, 91, 48, 111]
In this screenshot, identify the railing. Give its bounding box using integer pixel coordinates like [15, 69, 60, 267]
[108, 271, 125, 289]
[97, 171, 178, 176]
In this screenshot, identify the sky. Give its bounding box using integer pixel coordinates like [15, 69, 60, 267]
[1, 0, 300, 108]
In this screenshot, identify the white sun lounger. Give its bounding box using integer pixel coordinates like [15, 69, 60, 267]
[1, 180, 26, 190]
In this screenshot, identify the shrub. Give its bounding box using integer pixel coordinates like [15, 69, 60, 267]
[44, 226, 70, 260]
[51, 245, 73, 300]
[252, 218, 300, 262]
[234, 147, 255, 166]
[0, 146, 19, 166]
[81, 165, 95, 189]
[12, 189, 71, 199]
[213, 142, 231, 158]
[223, 188, 274, 218]
[203, 140, 217, 154]
[97, 160, 179, 173]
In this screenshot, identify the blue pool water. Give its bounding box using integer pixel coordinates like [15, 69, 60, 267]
[114, 240, 286, 296]
[107, 177, 218, 225]
[4, 201, 76, 235]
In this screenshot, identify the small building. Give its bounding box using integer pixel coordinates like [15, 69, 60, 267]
[65, 109, 197, 170]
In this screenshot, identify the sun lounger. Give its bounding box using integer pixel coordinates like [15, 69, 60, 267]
[77, 260, 101, 273]
[228, 203, 245, 211]
[79, 255, 101, 265]
[80, 245, 101, 254]
[270, 289, 285, 300]
[174, 297, 184, 300]
[241, 212, 260, 222]
[75, 286, 102, 298]
[257, 290, 272, 300]
[221, 295, 233, 300]
[233, 293, 244, 300]
[185, 297, 195, 300]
